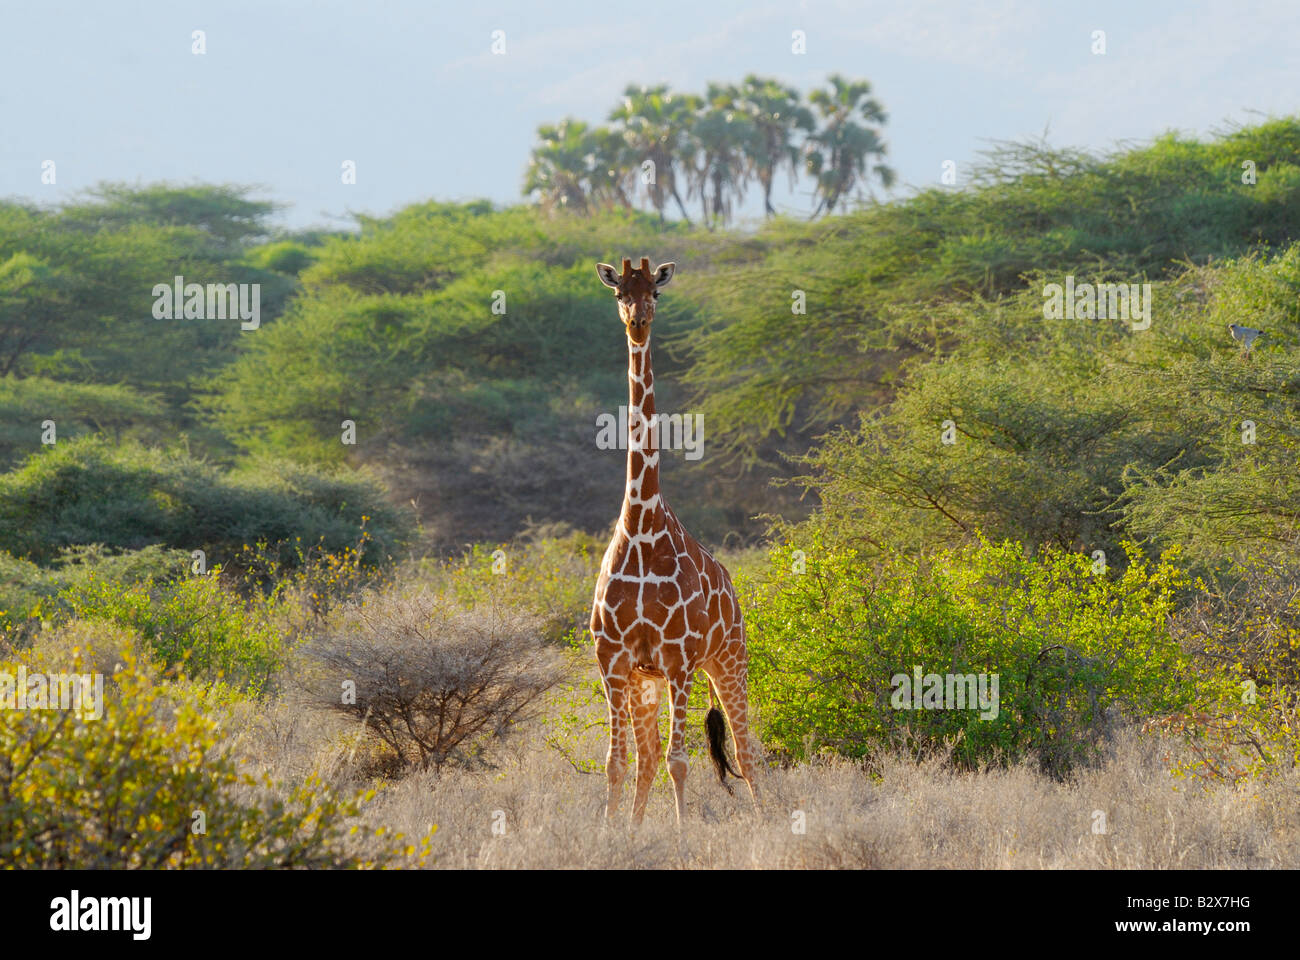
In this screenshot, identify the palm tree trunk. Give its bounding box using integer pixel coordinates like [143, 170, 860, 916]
[671, 181, 692, 225]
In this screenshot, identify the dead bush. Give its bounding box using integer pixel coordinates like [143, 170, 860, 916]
[303, 589, 567, 774]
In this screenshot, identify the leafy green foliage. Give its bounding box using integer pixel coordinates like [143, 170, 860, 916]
[0, 545, 189, 646]
[1161, 543, 1300, 782]
[0, 252, 73, 377]
[684, 120, 1300, 457]
[790, 245, 1300, 567]
[0, 185, 297, 409]
[744, 537, 1204, 774]
[208, 259, 634, 458]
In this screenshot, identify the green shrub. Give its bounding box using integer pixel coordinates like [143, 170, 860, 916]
[0, 544, 189, 646]
[0, 550, 58, 644]
[63, 570, 287, 697]
[51, 542, 191, 585]
[244, 239, 318, 276]
[0, 642, 427, 868]
[744, 535, 1205, 774]
[1158, 542, 1300, 782]
[0, 435, 410, 569]
[685, 120, 1300, 458]
[0, 375, 169, 468]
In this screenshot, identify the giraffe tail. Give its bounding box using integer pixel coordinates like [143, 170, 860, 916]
[705, 678, 743, 795]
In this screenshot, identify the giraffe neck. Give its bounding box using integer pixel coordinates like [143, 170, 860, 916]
[621, 335, 666, 534]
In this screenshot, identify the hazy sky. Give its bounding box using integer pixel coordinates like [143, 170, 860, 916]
[2, 0, 1297, 230]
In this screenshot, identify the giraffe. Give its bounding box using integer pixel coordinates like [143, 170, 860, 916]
[589, 256, 761, 827]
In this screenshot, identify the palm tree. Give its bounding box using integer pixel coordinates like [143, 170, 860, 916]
[608, 84, 697, 224]
[804, 75, 895, 217]
[586, 125, 635, 210]
[522, 119, 597, 214]
[686, 84, 756, 229]
[734, 75, 814, 218]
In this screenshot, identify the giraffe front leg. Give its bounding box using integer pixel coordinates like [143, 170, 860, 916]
[664, 670, 693, 827]
[601, 672, 631, 820]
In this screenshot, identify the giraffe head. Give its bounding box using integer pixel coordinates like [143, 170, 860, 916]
[595, 257, 675, 345]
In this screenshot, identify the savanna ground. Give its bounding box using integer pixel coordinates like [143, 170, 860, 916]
[240, 681, 1300, 870]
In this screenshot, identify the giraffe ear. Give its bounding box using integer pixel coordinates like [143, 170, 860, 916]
[653, 262, 676, 287]
[596, 262, 620, 289]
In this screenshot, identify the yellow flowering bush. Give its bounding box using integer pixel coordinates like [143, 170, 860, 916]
[0, 642, 429, 868]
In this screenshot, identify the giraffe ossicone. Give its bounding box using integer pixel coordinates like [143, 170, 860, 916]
[590, 255, 761, 827]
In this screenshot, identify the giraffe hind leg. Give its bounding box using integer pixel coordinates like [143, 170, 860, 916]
[703, 662, 762, 813]
[629, 673, 663, 825]
[664, 670, 694, 827]
[600, 670, 631, 820]
[704, 677, 740, 794]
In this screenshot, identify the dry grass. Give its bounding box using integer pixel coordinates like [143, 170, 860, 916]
[225, 667, 1300, 869]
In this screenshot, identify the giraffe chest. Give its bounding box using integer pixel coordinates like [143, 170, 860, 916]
[593, 533, 709, 645]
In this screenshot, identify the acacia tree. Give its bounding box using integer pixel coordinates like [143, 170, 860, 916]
[805, 74, 895, 217]
[0, 253, 71, 377]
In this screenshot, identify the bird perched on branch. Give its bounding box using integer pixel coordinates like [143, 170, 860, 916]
[1228, 323, 1265, 359]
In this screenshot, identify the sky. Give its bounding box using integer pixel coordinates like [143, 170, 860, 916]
[2, 0, 1298, 230]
